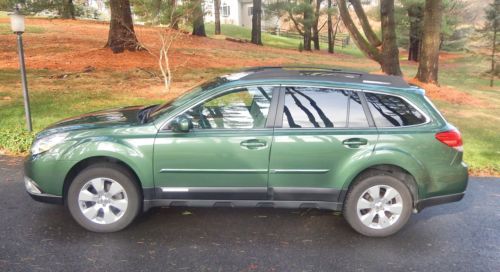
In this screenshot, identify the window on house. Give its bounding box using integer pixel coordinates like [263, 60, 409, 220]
[222, 4, 230, 17]
[248, 6, 253, 16]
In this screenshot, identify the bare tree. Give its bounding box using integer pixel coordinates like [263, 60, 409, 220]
[416, 0, 443, 84]
[336, 0, 402, 75]
[106, 0, 142, 53]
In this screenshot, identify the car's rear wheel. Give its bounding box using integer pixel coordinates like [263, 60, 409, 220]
[343, 173, 412, 237]
[67, 163, 141, 232]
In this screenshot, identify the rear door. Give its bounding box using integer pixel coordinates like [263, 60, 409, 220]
[268, 86, 378, 202]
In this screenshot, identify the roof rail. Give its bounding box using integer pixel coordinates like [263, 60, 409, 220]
[243, 66, 363, 75]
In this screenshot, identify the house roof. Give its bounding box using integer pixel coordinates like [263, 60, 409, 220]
[237, 66, 410, 89]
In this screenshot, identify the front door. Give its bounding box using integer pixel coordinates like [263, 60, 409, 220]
[269, 86, 378, 202]
[153, 86, 278, 200]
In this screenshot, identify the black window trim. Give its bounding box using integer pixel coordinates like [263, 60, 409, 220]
[362, 90, 431, 129]
[159, 85, 281, 132]
[274, 85, 376, 130]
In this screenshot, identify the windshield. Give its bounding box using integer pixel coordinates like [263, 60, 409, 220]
[147, 77, 232, 121]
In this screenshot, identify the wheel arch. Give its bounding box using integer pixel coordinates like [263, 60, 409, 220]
[62, 156, 144, 204]
[339, 164, 420, 208]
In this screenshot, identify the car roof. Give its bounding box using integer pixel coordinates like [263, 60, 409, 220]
[233, 66, 411, 89]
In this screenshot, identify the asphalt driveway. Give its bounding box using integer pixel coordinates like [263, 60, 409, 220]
[0, 156, 499, 272]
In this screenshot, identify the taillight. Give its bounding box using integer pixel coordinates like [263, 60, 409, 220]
[435, 130, 463, 149]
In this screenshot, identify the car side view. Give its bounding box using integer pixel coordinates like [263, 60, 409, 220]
[24, 67, 468, 237]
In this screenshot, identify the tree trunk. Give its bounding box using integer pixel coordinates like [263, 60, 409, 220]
[303, 1, 313, 51]
[192, 0, 206, 37]
[62, 0, 75, 19]
[170, 0, 179, 29]
[152, 0, 162, 24]
[416, 0, 443, 84]
[407, 4, 422, 62]
[251, 0, 262, 45]
[380, 0, 402, 76]
[332, 17, 341, 53]
[327, 0, 334, 53]
[214, 0, 221, 35]
[336, 0, 401, 76]
[312, 0, 322, 50]
[490, 11, 497, 87]
[350, 0, 381, 47]
[335, 0, 381, 62]
[304, 28, 312, 51]
[106, 0, 141, 53]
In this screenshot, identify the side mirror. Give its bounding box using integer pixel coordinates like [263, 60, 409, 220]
[170, 115, 193, 133]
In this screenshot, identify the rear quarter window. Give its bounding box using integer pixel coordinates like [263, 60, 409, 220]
[365, 92, 427, 127]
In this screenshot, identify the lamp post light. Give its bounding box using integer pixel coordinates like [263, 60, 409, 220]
[10, 6, 32, 132]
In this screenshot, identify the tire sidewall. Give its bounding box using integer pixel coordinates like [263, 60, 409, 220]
[67, 163, 141, 232]
[344, 175, 413, 237]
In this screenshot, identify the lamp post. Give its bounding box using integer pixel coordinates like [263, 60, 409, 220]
[10, 6, 32, 132]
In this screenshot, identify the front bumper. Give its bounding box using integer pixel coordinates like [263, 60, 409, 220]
[24, 176, 63, 205]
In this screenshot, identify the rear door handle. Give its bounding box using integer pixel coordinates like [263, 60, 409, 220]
[342, 138, 368, 148]
[240, 139, 267, 149]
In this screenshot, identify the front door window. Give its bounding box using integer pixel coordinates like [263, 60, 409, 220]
[182, 87, 273, 130]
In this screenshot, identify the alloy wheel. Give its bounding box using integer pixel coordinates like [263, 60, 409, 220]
[78, 177, 128, 225]
[356, 185, 403, 230]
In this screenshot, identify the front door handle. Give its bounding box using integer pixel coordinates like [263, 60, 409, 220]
[342, 138, 368, 148]
[240, 139, 267, 149]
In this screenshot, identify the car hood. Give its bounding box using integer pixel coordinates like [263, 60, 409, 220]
[40, 106, 146, 137]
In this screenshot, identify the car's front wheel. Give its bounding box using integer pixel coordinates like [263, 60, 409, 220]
[343, 172, 413, 237]
[67, 163, 141, 232]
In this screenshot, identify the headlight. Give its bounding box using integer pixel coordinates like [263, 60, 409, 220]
[31, 133, 69, 155]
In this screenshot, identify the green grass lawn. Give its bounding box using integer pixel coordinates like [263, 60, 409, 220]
[203, 23, 363, 57]
[0, 69, 164, 153]
[0, 23, 46, 35]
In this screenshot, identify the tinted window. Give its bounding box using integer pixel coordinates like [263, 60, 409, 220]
[365, 92, 427, 127]
[282, 87, 349, 128]
[182, 87, 273, 129]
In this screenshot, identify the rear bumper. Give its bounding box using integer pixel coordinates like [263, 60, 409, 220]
[415, 192, 464, 212]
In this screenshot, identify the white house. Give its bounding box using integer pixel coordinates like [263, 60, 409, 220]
[83, 0, 280, 30]
[203, 0, 280, 30]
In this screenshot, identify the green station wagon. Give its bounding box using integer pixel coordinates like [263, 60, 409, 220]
[24, 67, 468, 237]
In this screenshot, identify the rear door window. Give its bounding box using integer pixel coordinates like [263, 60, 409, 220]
[281, 87, 369, 128]
[364, 92, 427, 127]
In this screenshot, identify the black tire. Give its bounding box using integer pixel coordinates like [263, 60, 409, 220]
[67, 163, 141, 232]
[343, 172, 413, 237]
